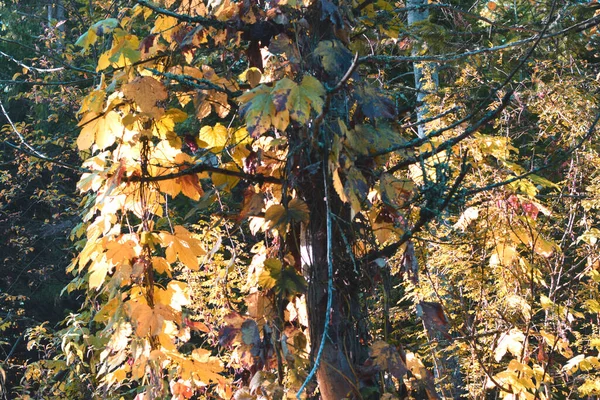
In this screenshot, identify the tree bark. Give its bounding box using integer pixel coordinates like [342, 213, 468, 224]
[299, 161, 359, 399]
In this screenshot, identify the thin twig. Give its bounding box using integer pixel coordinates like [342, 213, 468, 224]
[0, 49, 65, 73]
[464, 110, 600, 197]
[359, 14, 600, 66]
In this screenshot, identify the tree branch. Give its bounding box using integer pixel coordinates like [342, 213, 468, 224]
[134, 0, 228, 28]
[147, 68, 242, 97]
[359, 14, 600, 66]
[386, 90, 513, 174]
[463, 110, 600, 198]
[363, 154, 470, 263]
[124, 162, 282, 185]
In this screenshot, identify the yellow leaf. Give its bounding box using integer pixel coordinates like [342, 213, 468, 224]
[155, 281, 190, 312]
[211, 162, 241, 191]
[405, 352, 427, 379]
[344, 167, 369, 214]
[128, 301, 161, 336]
[179, 172, 204, 201]
[453, 207, 479, 232]
[152, 256, 172, 277]
[159, 226, 205, 270]
[77, 112, 100, 150]
[288, 198, 309, 223]
[199, 123, 229, 151]
[89, 257, 110, 290]
[104, 238, 138, 264]
[239, 67, 262, 88]
[75, 30, 97, 52]
[79, 90, 106, 116]
[95, 110, 122, 150]
[333, 168, 347, 203]
[264, 204, 288, 232]
[181, 349, 224, 385]
[494, 329, 525, 362]
[370, 340, 408, 379]
[489, 243, 518, 267]
[152, 15, 179, 43]
[272, 76, 325, 124]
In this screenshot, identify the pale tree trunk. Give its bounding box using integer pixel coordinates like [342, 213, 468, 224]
[407, 0, 438, 139]
[48, 0, 65, 53]
[406, 2, 465, 397]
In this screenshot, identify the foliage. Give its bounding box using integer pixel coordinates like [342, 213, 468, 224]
[2, 0, 600, 399]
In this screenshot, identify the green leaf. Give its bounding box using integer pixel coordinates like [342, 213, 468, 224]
[528, 174, 559, 190]
[259, 258, 306, 296]
[314, 40, 353, 78]
[272, 76, 325, 124]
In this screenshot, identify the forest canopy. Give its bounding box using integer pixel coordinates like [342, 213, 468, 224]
[1, 0, 600, 399]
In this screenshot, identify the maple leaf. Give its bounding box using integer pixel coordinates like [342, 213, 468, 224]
[88, 255, 110, 290]
[154, 281, 190, 312]
[159, 226, 206, 270]
[97, 29, 141, 70]
[272, 76, 325, 124]
[333, 166, 369, 214]
[122, 76, 168, 118]
[128, 301, 165, 336]
[264, 198, 309, 233]
[178, 349, 224, 384]
[259, 258, 306, 296]
[179, 172, 204, 201]
[104, 238, 138, 265]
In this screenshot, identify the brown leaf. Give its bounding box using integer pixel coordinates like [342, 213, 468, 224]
[370, 340, 408, 379]
[418, 301, 451, 340]
[122, 76, 168, 119]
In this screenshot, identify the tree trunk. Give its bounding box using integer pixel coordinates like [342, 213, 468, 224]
[407, 0, 438, 139]
[299, 160, 359, 399]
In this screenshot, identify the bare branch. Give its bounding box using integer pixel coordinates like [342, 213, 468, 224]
[124, 163, 282, 185]
[386, 90, 513, 174]
[464, 110, 600, 198]
[134, 0, 228, 28]
[147, 68, 242, 97]
[359, 14, 600, 66]
[0, 50, 64, 73]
